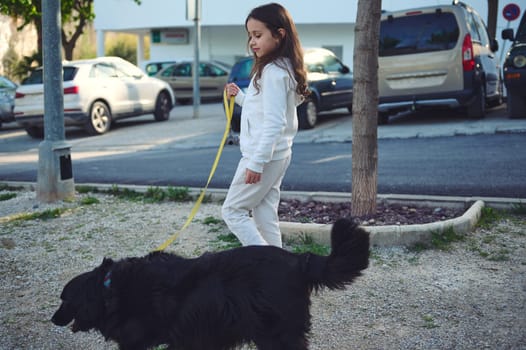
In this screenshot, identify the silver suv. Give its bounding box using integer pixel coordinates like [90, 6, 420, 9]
[378, 1, 503, 124]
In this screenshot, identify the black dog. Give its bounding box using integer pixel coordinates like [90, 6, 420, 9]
[52, 218, 369, 350]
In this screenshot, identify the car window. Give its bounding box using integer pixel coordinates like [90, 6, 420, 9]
[230, 59, 253, 80]
[206, 64, 227, 77]
[379, 12, 459, 56]
[173, 63, 192, 77]
[466, 11, 482, 43]
[159, 65, 176, 77]
[145, 62, 175, 76]
[305, 52, 346, 74]
[21, 67, 77, 85]
[91, 63, 119, 78]
[114, 60, 144, 77]
[472, 12, 490, 46]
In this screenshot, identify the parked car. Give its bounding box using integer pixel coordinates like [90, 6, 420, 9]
[142, 60, 177, 76]
[0, 76, 17, 129]
[377, 1, 503, 124]
[227, 48, 353, 132]
[502, 11, 526, 118]
[14, 56, 175, 138]
[156, 61, 231, 104]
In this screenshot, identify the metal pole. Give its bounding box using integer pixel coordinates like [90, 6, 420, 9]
[37, 0, 75, 202]
[192, 0, 201, 118]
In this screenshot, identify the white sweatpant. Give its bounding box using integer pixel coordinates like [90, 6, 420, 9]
[222, 156, 291, 247]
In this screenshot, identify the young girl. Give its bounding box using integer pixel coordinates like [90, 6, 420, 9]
[222, 3, 309, 247]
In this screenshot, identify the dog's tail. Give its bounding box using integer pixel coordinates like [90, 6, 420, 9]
[306, 218, 369, 291]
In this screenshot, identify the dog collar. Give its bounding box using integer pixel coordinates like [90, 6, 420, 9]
[103, 271, 112, 288]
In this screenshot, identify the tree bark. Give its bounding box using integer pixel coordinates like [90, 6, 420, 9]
[351, 0, 382, 217]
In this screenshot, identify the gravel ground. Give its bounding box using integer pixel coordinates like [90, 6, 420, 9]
[1, 188, 525, 350]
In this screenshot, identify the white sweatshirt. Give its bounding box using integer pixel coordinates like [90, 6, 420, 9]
[234, 59, 303, 173]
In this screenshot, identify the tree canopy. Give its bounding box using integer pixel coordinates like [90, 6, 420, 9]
[0, 0, 141, 63]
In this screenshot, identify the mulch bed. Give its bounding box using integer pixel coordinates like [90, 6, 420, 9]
[278, 199, 466, 226]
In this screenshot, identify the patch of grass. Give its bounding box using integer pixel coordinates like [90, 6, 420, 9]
[0, 183, 23, 191]
[203, 216, 222, 225]
[144, 187, 166, 203]
[12, 208, 66, 222]
[421, 314, 439, 329]
[0, 192, 17, 201]
[76, 185, 97, 194]
[212, 233, 242, 250]
[430, 227, 465, 251]
[289, 235, 330, 256]
[369, 250, 385, 264]
[487, 248, 511, 261]
[105, 185, 143, 201]
[77, 185, 198, 204]
[166, 186, 191, 202]
[409, 242, 428, 253]
[80, 196, 100, 205]
[477, 207, 502, 229]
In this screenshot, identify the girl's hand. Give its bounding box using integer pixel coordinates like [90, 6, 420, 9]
[225, 83, 240, 97]
[245, 169, 261, 184]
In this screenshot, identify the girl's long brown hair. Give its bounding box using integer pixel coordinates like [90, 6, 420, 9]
[246, 3, 309, 98]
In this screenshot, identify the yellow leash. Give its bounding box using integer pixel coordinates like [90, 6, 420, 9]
[155, 91, 235, 251]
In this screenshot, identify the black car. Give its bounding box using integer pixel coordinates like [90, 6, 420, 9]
[227, 48, 353, 132]
[502, 12, 526, 118]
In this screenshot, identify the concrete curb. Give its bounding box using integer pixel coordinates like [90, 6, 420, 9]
[280, 200, 485, 247]
[2, 181, 524, 247]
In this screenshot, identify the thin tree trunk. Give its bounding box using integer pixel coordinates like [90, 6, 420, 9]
[351, 0, 382, 217]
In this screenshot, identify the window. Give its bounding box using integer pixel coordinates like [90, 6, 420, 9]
[22, 67, 77, 85]
[471, 12, 490, 46]
[92, 63, 118, 78]
[173, 64, 191, 77]
[379, 12, 459, 56]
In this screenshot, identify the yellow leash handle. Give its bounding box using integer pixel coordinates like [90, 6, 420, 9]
[155, 91, 235, 251]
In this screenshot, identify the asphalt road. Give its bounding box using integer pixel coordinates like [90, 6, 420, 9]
[1, 102, 525, 198]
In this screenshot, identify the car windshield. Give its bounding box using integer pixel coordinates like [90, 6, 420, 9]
[379, 12, 459, 56]
[516, 15, 526, 42]
[21, 67, 78, 85]
[305, 52, 344, 73]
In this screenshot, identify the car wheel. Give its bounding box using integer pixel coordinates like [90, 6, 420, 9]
[297, 99, 317, 129]
[378, 112, 389, 125]
[25, 126, 44, 139]
[154, 91, 172, 121]
[85, 100, 112, 135]
[507, 91, 526, 119]
[466, 85, 486, 119]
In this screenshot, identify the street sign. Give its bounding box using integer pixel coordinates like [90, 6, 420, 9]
[502, 3, 521, 21]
